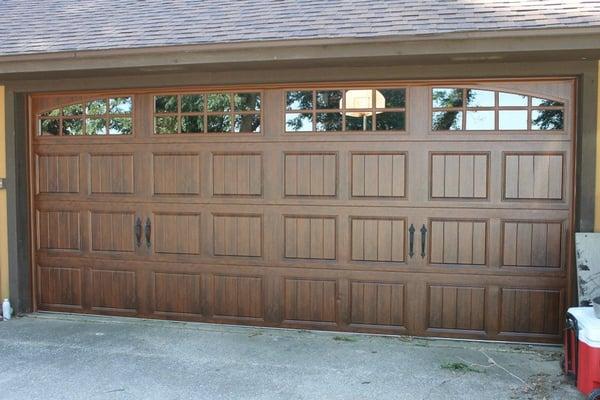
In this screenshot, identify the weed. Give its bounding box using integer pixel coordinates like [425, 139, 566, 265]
[440, 362, 482, 373]
[333, 335, 358, 342]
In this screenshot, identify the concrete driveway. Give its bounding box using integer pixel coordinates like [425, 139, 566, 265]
[0, 313, 581, 400]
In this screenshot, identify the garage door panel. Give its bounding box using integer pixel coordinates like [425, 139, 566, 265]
[349, 281, 406, 329]
[498, 287, 563, 337]
[38, 265, 83, 309]
[212, 152, 262, 196]
[284, 216, 336, 260]
[36, 153, 80, 194]
[350, 152, 406, 198]
[90, 211, 136, 253]
[89, 269, 137, 313]
[153, 212, 201, 255]
[213, 213, 262, 257]
[213, 274, 264, 320]
[504, 152, 564, 201]
[283, 278, 336, 324]
[501, 220, 564, 268]
[37, 209, 81, 251]
[429, 219, 487, 266]
[430, 153, 488, 199]
[90, 153, 135, 194]
[284, 152, 337, 197]
[152, 152, 200, 195]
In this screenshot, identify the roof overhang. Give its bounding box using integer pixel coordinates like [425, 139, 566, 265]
[1, 27, 600, 79]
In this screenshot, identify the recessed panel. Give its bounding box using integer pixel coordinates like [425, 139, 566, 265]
[90, 211, 135, 252]
[350, 281, 405, 328]
[429, 219, 487, 265]
[428, 285, 485, 331]
[36, 154, 79, 194]
[500, 288, 562, 336]
[284, 278, 336, 323]
[153, 153, 200, 195]
[431, 153, 488, 199]
[351, 217, 405, 262]
[213, 153, 262, 196]
[284, 216, 336, 260]
[90, 153, 134, 194]
[351, 152, 406, 198]
[90, 269, 137, 312]
[154, 273, 202, 315]
[213, 275, 263, 319]
[154, 213, 201, 255]
[504, 153, 564, 200]
[37, 210, 80, 251]
[502, 221, 563, 268]
[38, 266, 82, 308]
[213, 214, 262, 257]
[284, 152, 337, 197]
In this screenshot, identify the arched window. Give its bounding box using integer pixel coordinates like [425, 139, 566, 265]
[38, 96, 133, 136]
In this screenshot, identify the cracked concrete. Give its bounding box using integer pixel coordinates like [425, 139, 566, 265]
[0, 313, 583, 400]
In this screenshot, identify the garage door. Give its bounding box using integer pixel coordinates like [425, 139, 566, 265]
[31, 79, 574, 342]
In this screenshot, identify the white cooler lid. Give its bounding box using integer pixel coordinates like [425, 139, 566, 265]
[568, 307, 600, 347]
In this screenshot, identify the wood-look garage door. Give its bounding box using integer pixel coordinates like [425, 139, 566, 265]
[30, 79, 575, 342]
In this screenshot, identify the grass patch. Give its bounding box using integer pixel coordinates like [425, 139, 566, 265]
[440, 362, 482, 373]
[333, 335, 358, 342]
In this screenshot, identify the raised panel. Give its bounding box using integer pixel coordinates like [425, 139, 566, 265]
[90, 153, 134, 194]
[351, 217, 405, 262]
[153, 153, 200, 195]
[36, 154, 79, 193]
[213, 153, 262, 196]
[500, 288, 562, 336]
[90, 269, 136, 312]
[90, 211, 135, 252]
[284, 216, 336, 260]
[284, 278, 336, 323]
[284, 152, 337, 197]
[428, 285, 485, 331]
[154, 273, 202, 315]
[213, 275, 263, 319]
[504, 153, 564, 200]
[154, 213, 201, 255]
[37, 209, 80, 250]
[502, 221, 563, 268]
[213, 214, 262, 257]
[430, 153, 488, 199]
[429, 219, 487, 265]
[351, 152, 406, 198]
[350, 281, 405, 328]
[38, 266, 82, 308]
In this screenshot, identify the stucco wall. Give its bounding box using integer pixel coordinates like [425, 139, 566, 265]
[0, 86, 7, 301]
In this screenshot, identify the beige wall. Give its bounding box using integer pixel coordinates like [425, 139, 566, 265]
[597, 62, 600, 232]
[0, 86, 7, 299]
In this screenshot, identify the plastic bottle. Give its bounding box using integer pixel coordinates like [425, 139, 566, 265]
[2, 298, 11, 321]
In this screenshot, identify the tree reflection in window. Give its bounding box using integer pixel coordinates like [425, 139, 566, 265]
[431, 88, 565, 131]
[38, 96, 133, 136]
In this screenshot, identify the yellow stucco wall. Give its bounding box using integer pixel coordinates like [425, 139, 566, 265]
[0, 86, 7, 299]
[597, 63, 600, 232]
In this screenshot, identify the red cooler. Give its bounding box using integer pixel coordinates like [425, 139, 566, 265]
[565, 307, 600, 399]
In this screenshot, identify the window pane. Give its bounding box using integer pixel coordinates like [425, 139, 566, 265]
[62, 119, 83, 135]
[155, 116, 178, 134]
[532, 97, 564, 107]
[286, 91, 313, 110]
[466, 89, 495, 107]
[207, 94, 231, 112]
[234, 114, 260, 133]
[109, 97, 132, 114]
[499, 110, 528, 130]
[86, 118, 106, 135]
[316, 91, 342, 109]
[181, 95, 204, 113]
[376, 112, 405, 130]
[345, 114, 372, 131]
[155, 96, 177, 113]
[109, 118, 132, 135]
[86, 99, 107, 115]
[532, 110, 564, 130]
[207, 114, 232, 132]
[235, 93, 261, 111]
[181, 116, 203, 133]
[63, 104, 83, 116]
[316, 112, 342, 131]
[345, 90, 374, 110]
[41, 108, 61, 117]
[432, 111, 463, 130]
[499, 92, 528, 107]
[466, 110, 494, 130]
[286, 113, 313, 132]
[379, 89, 405, 108]
[432, 88, 463, 108]
[40, 119, 60, 135]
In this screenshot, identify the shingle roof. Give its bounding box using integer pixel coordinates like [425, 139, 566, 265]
[1, 0, 600, 57]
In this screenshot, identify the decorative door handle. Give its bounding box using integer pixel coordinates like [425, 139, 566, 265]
[420, 224, 427, 258]
[134, 217, 142, 247]
[144, 217, 152, 248]
[408, 224, 415, 258]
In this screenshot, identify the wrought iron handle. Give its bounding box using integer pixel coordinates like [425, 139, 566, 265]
[408, 224, 415, 258]
[134, 217, 142, 247]
[144, 217, 152, 248]
[420, 224, 427, 258]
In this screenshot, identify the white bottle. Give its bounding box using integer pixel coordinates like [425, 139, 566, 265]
[2, 298, 11, 321]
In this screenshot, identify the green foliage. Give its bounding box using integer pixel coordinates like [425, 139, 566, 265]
[440, 362, 482, 373]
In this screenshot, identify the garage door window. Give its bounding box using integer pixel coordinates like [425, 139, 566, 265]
[285, 88, 406, 132]
[154, 92, 261, 134]
[38, 96, 133, 136]
[431, 88, 564, 131]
